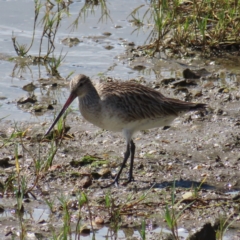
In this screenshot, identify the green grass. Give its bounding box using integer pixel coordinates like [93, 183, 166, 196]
[130, 0, 240, 56]
[164, 181, 195, 240]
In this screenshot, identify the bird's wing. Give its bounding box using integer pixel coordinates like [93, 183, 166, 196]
[98, 82, 180, 121]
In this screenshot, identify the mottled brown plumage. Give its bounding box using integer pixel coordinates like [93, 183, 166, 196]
[46, 74, 206, 187]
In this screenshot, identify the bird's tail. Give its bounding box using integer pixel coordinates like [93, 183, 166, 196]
[164, 98, 207, 114]
[188, 103, 207, 111]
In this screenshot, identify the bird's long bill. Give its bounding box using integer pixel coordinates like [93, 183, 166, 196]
[45, 92, 76, 136]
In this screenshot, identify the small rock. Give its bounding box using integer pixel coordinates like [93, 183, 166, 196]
[34, 233, 45, 239]
[218, 87, 229, 93]
[95, 216, 104, 224]
[70, 160, 82, 168]
[61, 37, 81, 47]
[194, 68, 211, 77]
[104, 45, 114, 50]
[214, 108, 223, 115]
[128, 42, 135, 46]
[191, 89, 202, 97]
[182, 191, 194, 200]
[47, 104, 54, 110]
[132, 65, 146, 71]
[0, 131, 7, 138]
[0, 204, 4, 213]
[187, 222, 216, 240]
[183, 68, 200, 79]
[102, 32, 111, 36]
[32, 105, 44, 112]
[17, 96, 37, 104]
[22, 82, 36, 92]
[0, 157, 11, 167]
[81, 227, 90, 234]
[97, 168, 111, 177]
[223, 94, 231, 102]
[172, 79, 198, 87]
[160, 78, 175, 86]
[70, 172, 81, 178]
[174, 87, 189, 94]
[79, 176, 92, 188]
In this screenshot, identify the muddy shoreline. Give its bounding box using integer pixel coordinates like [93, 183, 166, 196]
[1, 61, 240, 239]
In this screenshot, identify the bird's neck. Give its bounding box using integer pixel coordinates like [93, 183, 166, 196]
[79, 86, 101, 115]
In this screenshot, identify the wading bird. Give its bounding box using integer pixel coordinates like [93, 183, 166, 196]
[45, 74, 206, 187]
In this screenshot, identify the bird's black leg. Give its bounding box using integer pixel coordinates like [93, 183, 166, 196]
[101, 141, 131, 188]
[126, 140, 135, 183]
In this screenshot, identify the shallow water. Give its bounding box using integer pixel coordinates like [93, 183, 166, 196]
[0, 0, 155, 122]
[1, 0, 239, 123]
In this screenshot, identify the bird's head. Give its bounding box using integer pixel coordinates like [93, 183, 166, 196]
[70, 74, 93, 98]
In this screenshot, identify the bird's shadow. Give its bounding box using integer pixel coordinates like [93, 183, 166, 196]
[133, 179, 216, 191]
[154, 179, 215, 190]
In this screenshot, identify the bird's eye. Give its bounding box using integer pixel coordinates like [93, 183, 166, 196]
[79, 82, 83, 87]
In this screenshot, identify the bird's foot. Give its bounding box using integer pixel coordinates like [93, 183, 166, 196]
[101, 179, 119, 188]
[122, 176, 135, 186]
[101, 176, 135, 188]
